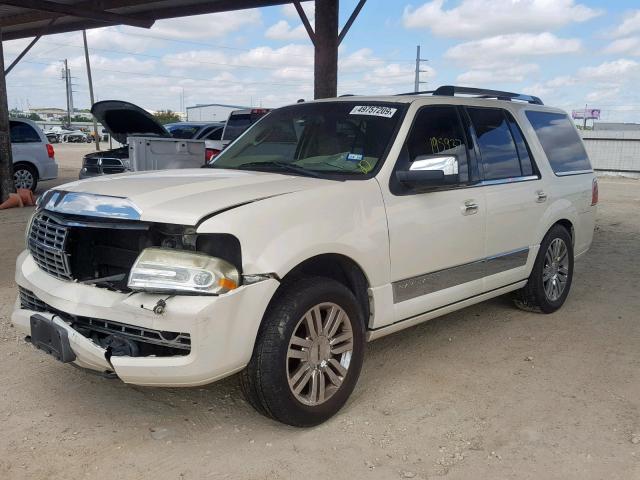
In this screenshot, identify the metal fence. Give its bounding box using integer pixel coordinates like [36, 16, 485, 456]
[579, 130, 640, 177]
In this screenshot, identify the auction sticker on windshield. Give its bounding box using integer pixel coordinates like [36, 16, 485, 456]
[350, 105, 397, 118]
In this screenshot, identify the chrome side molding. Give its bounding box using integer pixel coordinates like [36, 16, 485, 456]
[392, 247, 529, 303]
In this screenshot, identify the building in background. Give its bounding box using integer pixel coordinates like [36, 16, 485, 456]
[28, 107, 67, 120]
[186, 103, 248, 122]
[593, 122, 640, 131]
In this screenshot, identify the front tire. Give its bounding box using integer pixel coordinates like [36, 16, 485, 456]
[240, 276, 365, 427]
[515, 224, 574, 313]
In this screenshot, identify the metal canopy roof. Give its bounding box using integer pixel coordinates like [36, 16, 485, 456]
[0, 0, 309, 41]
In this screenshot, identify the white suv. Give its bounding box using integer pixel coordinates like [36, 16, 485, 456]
[13, 86, 597, 426]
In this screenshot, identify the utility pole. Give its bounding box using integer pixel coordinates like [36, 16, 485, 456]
[82, 30, 100, 150]
[414, 45, 429, 92]
[62, 59, 71, 127]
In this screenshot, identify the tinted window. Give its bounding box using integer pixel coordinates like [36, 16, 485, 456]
[467, 107, 521, 180]
[506, 113, 535, 176]
[10, 121, 41, 143]
[405, 106, 469, 183]
[165, 123, 201, 139]
[525, 111, 591, 174]
[204, 126, 223, 140]
[223, 114, 252, 141]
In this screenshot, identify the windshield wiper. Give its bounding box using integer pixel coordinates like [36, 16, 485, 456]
[234, 161, 321, 178]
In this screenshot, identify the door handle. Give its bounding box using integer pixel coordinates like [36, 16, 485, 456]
[536, 190, 547, 203]
[462, 199, 479, 215]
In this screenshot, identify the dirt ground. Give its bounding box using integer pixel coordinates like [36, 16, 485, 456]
[0, 145, 638, 479]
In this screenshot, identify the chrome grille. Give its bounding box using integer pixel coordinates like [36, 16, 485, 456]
[83, 156, 126, 175]
[27, 211, 72, 280]
[19, 286, 48, 312]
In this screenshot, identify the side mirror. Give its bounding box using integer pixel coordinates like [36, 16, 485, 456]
[396, 155, 459, 189]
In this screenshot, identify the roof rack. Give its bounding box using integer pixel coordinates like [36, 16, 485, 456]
[397, 85, 543, 105]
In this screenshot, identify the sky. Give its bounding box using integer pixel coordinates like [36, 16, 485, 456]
[5, 0, 640, 122]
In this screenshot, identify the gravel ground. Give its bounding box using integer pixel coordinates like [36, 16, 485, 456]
[0, 146, 638, 479]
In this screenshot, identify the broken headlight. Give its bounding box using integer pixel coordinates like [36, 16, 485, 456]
[128, 248, 239, 295]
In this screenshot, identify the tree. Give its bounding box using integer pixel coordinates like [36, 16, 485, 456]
[153, 110, 180, 124]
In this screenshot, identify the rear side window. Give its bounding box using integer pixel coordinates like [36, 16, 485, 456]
[204, 127, 223, 140]
[223, 114, 252, 141]
[525, 111, 591, 174]
[505, 113, 535, 176]
[467, 107, 521, 180]
[10, 121, 41, 143]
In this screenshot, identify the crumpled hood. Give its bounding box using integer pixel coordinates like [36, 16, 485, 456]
[53, 168, 328, 225]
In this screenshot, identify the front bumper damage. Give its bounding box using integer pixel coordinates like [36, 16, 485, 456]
[12, 250, 279, 387]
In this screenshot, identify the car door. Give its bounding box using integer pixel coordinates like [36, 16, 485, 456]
[382, 105, 486, 323]
[465, 106, 546, 291]
[10, 120, 44, 168]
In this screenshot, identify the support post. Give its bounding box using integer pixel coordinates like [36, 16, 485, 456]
[314, 0, 339, 99]
[82, 30, 99, 150]
[0, 30, 15, 202]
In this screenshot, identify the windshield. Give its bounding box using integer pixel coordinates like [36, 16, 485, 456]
[211, 102, 404, 177]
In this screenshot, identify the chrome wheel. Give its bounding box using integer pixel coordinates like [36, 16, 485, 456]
[543, 238, 569, 301]
[14, 169, 34, 190]
[286, 302, 354, 406]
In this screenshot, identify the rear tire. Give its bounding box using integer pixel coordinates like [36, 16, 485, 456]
[240, 276, 365, 427]
[515, 224, 573, 313]
[13, 163, 38, 192]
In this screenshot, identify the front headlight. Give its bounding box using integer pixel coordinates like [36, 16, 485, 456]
[128, 248, 239, 295]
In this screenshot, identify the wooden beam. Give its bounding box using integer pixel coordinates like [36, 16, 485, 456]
[0, 0, 155, 29]
[293, 0, 315, 46]
[0, 30, 16, 203]
[338, 0, 365, 45]
[0, 0, 156, 27]
[314, 0, 338, 99]
[4, 19, 55, 75]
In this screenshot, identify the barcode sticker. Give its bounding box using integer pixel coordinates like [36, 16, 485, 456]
[349, 105, 397, 118]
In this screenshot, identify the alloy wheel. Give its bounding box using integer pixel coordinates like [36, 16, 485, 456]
[543, 238, 570, 301]
[286, 302, 354, 406]
[14, 169, 34, 190]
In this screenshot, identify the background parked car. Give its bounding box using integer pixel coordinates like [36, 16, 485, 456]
[11, 118, 58, 192]
[205, 108, 270, 161]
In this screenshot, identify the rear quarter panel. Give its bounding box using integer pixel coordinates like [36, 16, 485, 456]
[512, 106, 596, 257]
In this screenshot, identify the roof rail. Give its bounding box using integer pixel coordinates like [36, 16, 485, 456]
[397, 85, 544, 105]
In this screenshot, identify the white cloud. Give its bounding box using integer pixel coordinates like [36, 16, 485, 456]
[586, 87, 621, 102]
[578, 59, 640, 82]
[85, 28, 157, 53]
[445, 33, 581, 67]
[162, 50, 230, 70]
[234, 44, 313, 69]
[457, 64, 539, 86]
[612, 10, 640, 38]
[282, 3, 315, 20]
[603, 37, 640, 56]
[265, 20, 309, 41]
[141, 10, 261, 40]
[339, 48, 384, 71]
[403, 0, 601, 39]
[363, 63, 435, 87]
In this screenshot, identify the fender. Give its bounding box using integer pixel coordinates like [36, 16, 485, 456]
[196, 178, 391, 289]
